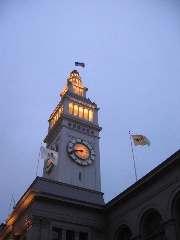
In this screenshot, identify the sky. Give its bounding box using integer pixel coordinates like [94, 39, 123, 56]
[0, 0, 180, 223]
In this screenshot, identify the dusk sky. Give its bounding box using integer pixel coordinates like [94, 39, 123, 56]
[0, 0, 180, 223]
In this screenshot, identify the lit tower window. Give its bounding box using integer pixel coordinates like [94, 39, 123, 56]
[68, 102, 94, 122]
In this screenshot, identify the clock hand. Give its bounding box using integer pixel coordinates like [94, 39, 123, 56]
[70, 150, 83, 154]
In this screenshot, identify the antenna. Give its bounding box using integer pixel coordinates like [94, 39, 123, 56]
[8, 193, 15, 216]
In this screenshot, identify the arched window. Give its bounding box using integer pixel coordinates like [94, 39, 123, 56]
[142, 210, 166, 240]
[115, 225, 132, 240]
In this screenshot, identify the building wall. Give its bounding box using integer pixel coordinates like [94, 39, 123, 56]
[105, 151, 180, 240]
[1, 151, 180, 240]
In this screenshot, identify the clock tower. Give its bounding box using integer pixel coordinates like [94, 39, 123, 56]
[43, 70, 102, 192]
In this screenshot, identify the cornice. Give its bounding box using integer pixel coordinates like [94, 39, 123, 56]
[44, 113, 102, 145]
[21, 177, 105, 209]
[48, 90, 99, 121]
[106, 150, 180, 211]
[106, 175, 180, 224]
[64, 91, 98, 108]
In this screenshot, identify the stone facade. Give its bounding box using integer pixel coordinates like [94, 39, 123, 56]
[106, 150, 180, 240]
[0, 150, 180, 240]
[1, 71, 179, 240]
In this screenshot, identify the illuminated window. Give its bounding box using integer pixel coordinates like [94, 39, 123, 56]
[73, 86, 83, 96]
[69, 103, 73, 114]
[74, 105, 79, 116]
[58, 106, 62, 116]
[73, 86, 78, 94]
[68, 102, 94, 122]
[79, 89, 83, 96]
[89, 110, 93, 122]
[84, 108, 88, 120]
[79, 107, 83, 118]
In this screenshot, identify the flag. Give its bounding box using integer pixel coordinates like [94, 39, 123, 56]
[75, 62, 85, 68]
[131, 135, 151, 146]
[40, 146, 59, 166]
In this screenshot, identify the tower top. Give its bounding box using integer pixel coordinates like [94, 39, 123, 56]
[43, 70, 102, 191]
[60, 70, 88, 97]
[67, 70, 82, 85]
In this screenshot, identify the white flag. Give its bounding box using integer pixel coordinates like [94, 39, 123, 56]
[131, 135, 151, 146]
[40, 146, 59, 166]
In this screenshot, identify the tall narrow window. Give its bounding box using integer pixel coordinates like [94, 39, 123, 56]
[79, 232, 88, 240]
[52, 228, 62, 240]
[79, 107, 83, 118]
[79, 89, 83, 96]
[59, 106, 63, 116]
[73, 86, 78, 95]
[89, 110, 93, 122]
[69, 103, 73, 114]
[74, 105, 79, 116]
[84, 108, 88, 120]
[79, 172, 82, 181]
[66, 230, 75, 240]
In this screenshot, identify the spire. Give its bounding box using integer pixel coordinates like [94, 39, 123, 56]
[67, 70, 82, 85]
[61, 70, 88, 98]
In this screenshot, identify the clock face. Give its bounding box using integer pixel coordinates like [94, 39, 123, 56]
[67, 138, 95, 166]
[74, 144, 90, 159]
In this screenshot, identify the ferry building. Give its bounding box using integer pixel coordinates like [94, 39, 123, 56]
[0, 71, 180, 240]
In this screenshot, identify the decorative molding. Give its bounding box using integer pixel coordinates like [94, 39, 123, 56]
[131, 235, 142, 240]
[162, 218, 175, 228]
[65, 91, 97, 107]
[108, 176, 180, 224]
[26, 215, 50, 228]
[67, 134, 95, 146]
[44, 113, 101, 145]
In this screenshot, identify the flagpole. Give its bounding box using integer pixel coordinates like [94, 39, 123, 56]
[36, 144, 42, 177]
[129, 131, 138, 182]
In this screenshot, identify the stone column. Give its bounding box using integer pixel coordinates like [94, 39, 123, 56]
[75, 231, 79, 240]
[61, 229, 66, 240]
[26, 215, 50, 240]
[39, 217, 51, 240]
[26, 217, 40, 240]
